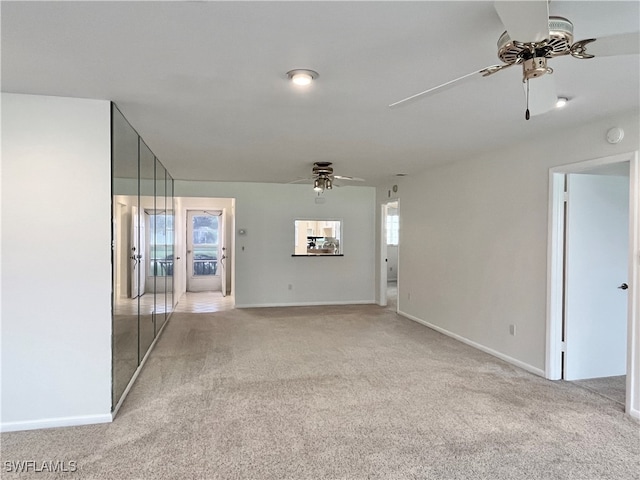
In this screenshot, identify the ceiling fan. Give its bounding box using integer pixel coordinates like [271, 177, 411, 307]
[289, 162, 365, 193]
[389, 1, 640, 119]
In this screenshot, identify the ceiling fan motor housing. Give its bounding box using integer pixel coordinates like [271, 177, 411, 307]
[497, 16, 574, 65]
[313, 161, 334, 177]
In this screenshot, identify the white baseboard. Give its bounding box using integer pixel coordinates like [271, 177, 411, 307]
[629, 407, 640, 421]
[398, 310, 545, 378]
[1, 414, 112, 433]
[235, 300, 375, 308]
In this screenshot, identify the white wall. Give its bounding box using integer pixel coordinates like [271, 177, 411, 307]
[175, 181, 376, 307]
[1, 93, 112, 431]
[377, 111, 639, 376]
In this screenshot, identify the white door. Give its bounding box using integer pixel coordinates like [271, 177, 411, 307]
[186, 210, 222, 292]
[564, 173, 629, 380]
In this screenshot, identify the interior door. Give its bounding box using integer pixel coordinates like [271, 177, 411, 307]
[564, 172, 629, 380]
[186, 210, 222, 292]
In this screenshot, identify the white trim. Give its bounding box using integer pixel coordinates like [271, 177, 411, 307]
[626, 152, 639, 417]
[111, 310, 172, 419]
[546, 172, 565, 380]
[1, 414, 112, 433]
[398, 310, 545, 377]
[236, 300, 374, 309]
[546, 151, 639, 418]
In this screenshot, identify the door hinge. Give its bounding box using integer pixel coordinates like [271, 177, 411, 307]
[563, 192, 569, 202]
[561, 341, 566, 352]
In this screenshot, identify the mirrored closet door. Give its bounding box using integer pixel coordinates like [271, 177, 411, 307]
[111, 104, 175, 410]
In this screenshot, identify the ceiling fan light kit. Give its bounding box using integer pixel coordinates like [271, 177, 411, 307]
[389, 2, 640, 120]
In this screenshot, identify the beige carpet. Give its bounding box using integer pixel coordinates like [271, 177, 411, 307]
[2, 305, 639, 479]
[573, 375, 626, 407]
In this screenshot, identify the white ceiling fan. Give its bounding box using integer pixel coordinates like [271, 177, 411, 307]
[389, 1, 640, 119]
[289, 162, 365, 193]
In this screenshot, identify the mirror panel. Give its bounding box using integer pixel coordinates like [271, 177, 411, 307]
[166, 174, 175, 317]
[138, 140, 155, 362]
[154, 159, 168, 333]
[111, 105, 139, 407]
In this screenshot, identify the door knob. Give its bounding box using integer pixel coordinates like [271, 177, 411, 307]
[618, 283, 629, 290]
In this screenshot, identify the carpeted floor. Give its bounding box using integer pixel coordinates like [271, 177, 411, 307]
[1, 305, 639, 479]
[573, 375, 626, 407]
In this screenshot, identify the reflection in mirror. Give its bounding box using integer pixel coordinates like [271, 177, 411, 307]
[166, 174, 174, 316]
[294, 220, 342, 255]
[154, 159, 168, 333]
[111, 105, 139, 407]
[138, 140, 155, 363]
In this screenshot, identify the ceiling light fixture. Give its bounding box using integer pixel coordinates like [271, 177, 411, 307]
[313, 175, 332, 193]
[325, 177, 332, 190]
[287, 69, 319, 86]
[555, 97, 568, 108]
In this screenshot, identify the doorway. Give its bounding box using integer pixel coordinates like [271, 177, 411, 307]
[380, 200, 400, 310]
[186, 210, 224, 293]
[547, 152, 639, 417]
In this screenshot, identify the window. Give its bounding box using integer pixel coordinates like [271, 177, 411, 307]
[191, 213, 219, 276]
[386, 214, 399, 246]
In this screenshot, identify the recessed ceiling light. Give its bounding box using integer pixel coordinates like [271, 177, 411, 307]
[555, 97, 568, 108]
[287, 69, 319, 86]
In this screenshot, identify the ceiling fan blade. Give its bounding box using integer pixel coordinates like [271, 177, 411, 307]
[334, 175, 365, 182]
[524, 73, 557, 117]
[388, 64, 513, 108]
[571, 32, 640, 58]
[287, 177, 313, 184]
[494, 0, 550, 43]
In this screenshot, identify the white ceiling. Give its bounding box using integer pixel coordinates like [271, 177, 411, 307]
[2, 1, 638, 185]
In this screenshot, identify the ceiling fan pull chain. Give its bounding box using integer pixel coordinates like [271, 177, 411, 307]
[525, 78, 531, 121]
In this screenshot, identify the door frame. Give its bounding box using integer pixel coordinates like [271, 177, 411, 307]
[546, 151, 639, 418]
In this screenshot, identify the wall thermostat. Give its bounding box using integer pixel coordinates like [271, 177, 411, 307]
[606, 127, 624, 144]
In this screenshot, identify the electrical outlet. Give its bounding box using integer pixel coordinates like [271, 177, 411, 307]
[509, 324, 516, 336]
